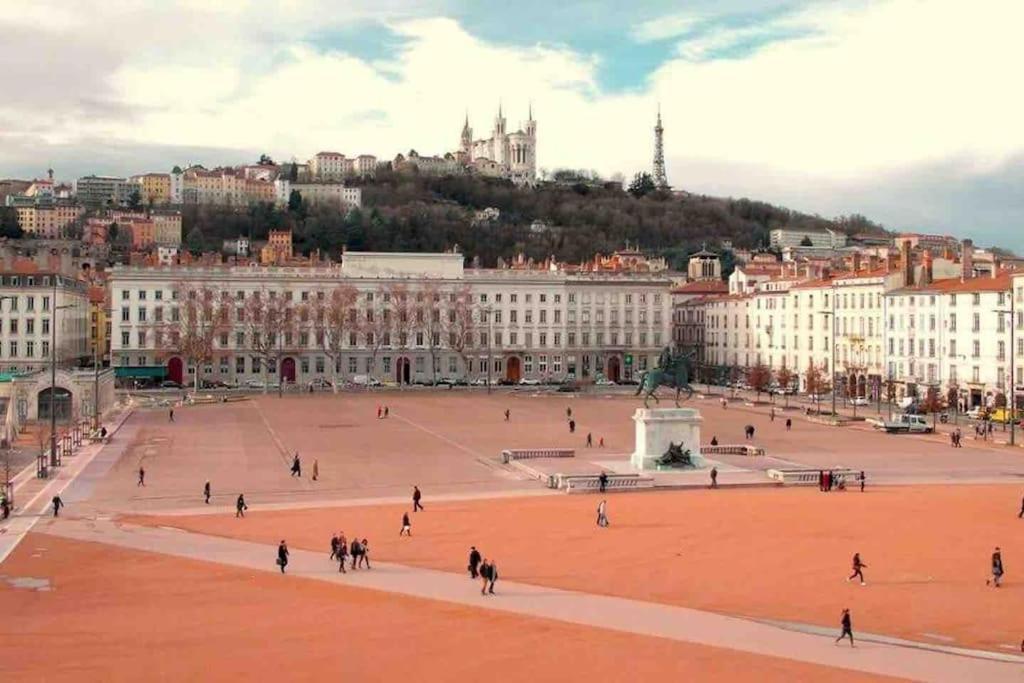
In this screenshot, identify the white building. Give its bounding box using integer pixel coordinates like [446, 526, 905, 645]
[273, 180, 362, 209]
[108, 253, 672, 387]
[169, 170, 184, 204]
[308, 152, 378, 180]
[769, 227, 847, 250]
[458, 105, 537, 184]
[0, 272, 90, 375]
[157, 246, 179, 266]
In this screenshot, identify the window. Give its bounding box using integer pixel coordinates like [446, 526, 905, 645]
[41, 340, 49, 357]
[155, 290, 163, 301]
[998, 341, 1006, 361]
[121, 307, 130, 322]
[349, 357, 358, 374]
[524, 355, 533, 373]
[236, 357, 245, 373]
[139, 290, 147, 301]
[26, 341, 34, 358]
[7, 341, 15, 357]
[138, 307, 147, 322]
[42, 296, 49, 312]
[121, 332, 130, 347]
[8, 319, 16, 334]
[972, 313, 980, 332]
[26, 319, 34, 334]
[973, 340, 980, 358]
[122, 290, 130, 301]
[538, 355, 548, 373]
[137, 331, 146, 346]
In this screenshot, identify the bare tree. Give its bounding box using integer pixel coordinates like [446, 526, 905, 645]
[360, 287, 390, 381]
[775, 365, 795, 408]
[444, 285, 476, 380]
[311, 284, 359, 392]
[386, 282, 415, 385]
[242, 289, 296, 393]
[805, 361, 826, 414]
[418, 282, 445, 383]
[153, 283, 231, 392]
[747, 363, 773, 403]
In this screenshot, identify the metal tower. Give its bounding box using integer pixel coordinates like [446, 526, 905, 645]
[652, 105, 669, 190]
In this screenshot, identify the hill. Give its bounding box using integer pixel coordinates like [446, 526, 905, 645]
[180, 170, 888, 269]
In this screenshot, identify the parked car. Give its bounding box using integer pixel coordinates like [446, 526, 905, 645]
[201, 379, 230, 389]
[160, 380, 183, 389]
[989, 407, 1020, 423]
[595, 378, 617, 386]
[877, 413, 933, 434]
[850, 397, 870, 406]
[351, 375, 382, 387]
[966, 406, 986, 420]
[470, 377, 489, 386]
[518, 378, 541, 386]
[307, 378, 333, 391]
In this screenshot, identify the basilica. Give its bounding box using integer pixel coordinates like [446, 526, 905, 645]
[457, 104, 537, 185]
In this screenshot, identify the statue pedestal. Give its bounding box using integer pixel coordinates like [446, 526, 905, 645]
[631, 408, 705, 470]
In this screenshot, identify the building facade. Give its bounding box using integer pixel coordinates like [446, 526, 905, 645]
[75, 176, 131, 208]
[0, 272, 90, 375]
[769, 228, 847, 250]
[458, 105, 537, 184]
[273, 181, 361, 208]
[108, 253, 672, 387]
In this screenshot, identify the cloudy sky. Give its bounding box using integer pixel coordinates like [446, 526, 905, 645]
[2, 0, 1022, 251]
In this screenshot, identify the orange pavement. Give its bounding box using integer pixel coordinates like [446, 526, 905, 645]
[0, 533, 891, 683]
[132, 485, 1024, 652]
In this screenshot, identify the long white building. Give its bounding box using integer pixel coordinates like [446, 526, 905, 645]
[108, 253, 672, 387]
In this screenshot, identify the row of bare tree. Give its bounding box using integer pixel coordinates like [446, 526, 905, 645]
[152, 282, 482, 391]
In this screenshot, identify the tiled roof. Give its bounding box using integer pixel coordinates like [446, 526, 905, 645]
[894, 272, 1014, 294]
[671, 280, 727, 294]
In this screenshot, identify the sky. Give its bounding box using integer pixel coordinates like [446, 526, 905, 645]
[1, 0, 1022, 251]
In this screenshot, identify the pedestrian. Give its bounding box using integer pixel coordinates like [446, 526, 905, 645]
[349, 537, 362, 570]
[1, 495, 9, 520]
[586, 432, 593, 447]
[710, 467, 718, 489]
[169, 408, 174, 422]
[330, 533, 340, 560]
[721, 397, 727, 409]
[770, 408, 776, 422]
[987, 547, 1004, 587]
[826, 470, 834, 492]
[950, 430, 957, 447]
[596, 499, 609, 527]
[504, 409, 510, 422]
[384, 406, 389, 418]
[204, 480, 211, 504]
[956, 428, 963, 447]
[598, 471, 608, 493]
[487, 559, 498, 594]
[568, 419, 576, 434]
[290, 453, 301, 477]
[312, 458, 319, 482]
[277, 540, 289, 573]
[377, 405, 382, 419]
[413, 485, 423, 512]
[235, 494, 247, 517]
[337, 533, 348, 573]
[137, 466, 146, 487]
[480, 559, 492, 595]
[859, 471, 865, 492]
[818, 470, 825, 492]
[51, 494, 63, 517]
[598, 436, 605, 448]
[359, 538, 371, 569]
[835, 609, 854, 647]
[1018, 494, 1024, 518]
[847, 553, 867, 585]
[400, 512, 412, 536]
[468, 546, 482, 578]
[785, 418, 792, 431]
[566, 407, 572, 419]
[710, 436, 719, 446]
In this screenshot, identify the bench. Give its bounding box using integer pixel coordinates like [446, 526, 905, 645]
[766, 468, 857, 485]
[501, 448, 575, 464]
[551, 473, 655, 493]
[701, 444, 766, 457]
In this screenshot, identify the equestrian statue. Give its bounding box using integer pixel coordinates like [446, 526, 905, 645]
[635, 347, 697, 408]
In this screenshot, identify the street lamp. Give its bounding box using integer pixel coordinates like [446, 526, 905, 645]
[49, 274, 75, 468]
[994, 298, 1017, 446]
[482, 305, 494, 395]
[819, 285, 838, 417]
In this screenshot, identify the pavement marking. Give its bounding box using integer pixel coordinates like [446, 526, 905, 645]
[388, 411, 504, 474]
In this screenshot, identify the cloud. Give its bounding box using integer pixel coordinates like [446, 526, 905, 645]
[0, 0, 1022, 251]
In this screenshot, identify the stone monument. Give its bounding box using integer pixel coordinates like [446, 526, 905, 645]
[630, 407, 705, 470]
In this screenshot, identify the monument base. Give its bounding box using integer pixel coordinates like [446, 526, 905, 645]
[631, 407, 705, 471]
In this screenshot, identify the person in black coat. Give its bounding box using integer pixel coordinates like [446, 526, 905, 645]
[468, 546, 482, 578]
[277, 540, 289, 573]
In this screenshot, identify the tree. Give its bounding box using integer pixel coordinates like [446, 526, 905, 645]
[288, 189, 303, 213]
[0, 208, 24, 238]
[799, 235, 813, 246]
[153, 283, 231, 392]
[258, 154, 275, 166]
[359, 287, 391, 381]
[128, 189, 142, 210]
[947, 384, 960, 415]
[310, 284, 359, 393]
[444, 285, 476, 379]
[242, 289, 296, 393]
[185, 225, 205, 254]
[804, 361, 826, 413]
[627, 172, 656, 198]
[775, 365, 795, 408]
[747, 363, 773, 402]
[385, 283, 415, 385]
[921, 386, 945, 429]
[417, 282, 445, 383]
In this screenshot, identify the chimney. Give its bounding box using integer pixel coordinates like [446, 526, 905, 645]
[921, 251, 933, 286]
[960, 239, 973, 282]
[992, 258, 1000, 278]
[901, 239, 913, 287]
[851, 252, 861, 273]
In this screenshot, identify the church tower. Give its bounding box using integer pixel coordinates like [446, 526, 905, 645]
[652, 105, 669, 190]
[460, 112, 473, 158]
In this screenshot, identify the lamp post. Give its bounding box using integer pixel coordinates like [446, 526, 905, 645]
[49, 275, 74, 468]
[820, 285, 838, 417]
[994, 295, 1017, 446]
[484, 306, 494, 395]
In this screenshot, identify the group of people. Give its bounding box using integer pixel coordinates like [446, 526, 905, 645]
[467, 546, 498, 595]
[289, 453, 319, 481]
[950, 428, 964, 447]
[327, 532, 372, 573]
[818, 470, 865, 492]
[376, 405, 390, 419]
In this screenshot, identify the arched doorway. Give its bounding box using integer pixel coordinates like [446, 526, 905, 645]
[506, 356, 522, 383]
[395, 357, 411, 384]
[607, 356, 621, 383]
[167, 357, 184, 385]
[38, 387, 72, 422]
[280, 357, 296, 384]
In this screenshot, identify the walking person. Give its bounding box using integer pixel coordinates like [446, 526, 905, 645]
[785, 417, 792, 431]
[770, 407, 776, 422]
[1, 495, 9, 520]
[384, 406, 389, 418]
[51, 494, 63, 518]
[566, 407, 572, 419]
[312, 459, 319, 482]
[337, 534, 348, 573]
[586, 432, 593, 447]
[377, 405, 382, 419]
[412, 485, 424, 512]
[480, 559, 493, 595]
[568, 419, 576, 434]
[847, 553, 868, 585]
[137, 466, 146, 487]
[204, 480, 211, 504]
[598, 471, 608, 493]
[859, 471, 866, 493]
[468, 546, 482, 578]
[835, 609, 855, 647]
[596, 499, 609, 527]
[330, 533, 340, 560]
[359, 538, 371, 569]
[710, 467, 718, 489]
[598, 436, 605, 448]
[277, 540, 289, 574]
[400, 512, 412, 536]
[235, 494, 247, 518]
[487, 559, 498, 594]
[169, 408, 174, 422]
[290, 453, 301, 477]
[1018, 494, 1024, 518]
[987, 547, 1004, 587]
[504, 409, 510, 422]
[349, 537, 362, 570]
